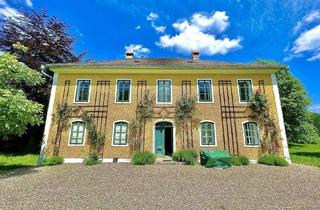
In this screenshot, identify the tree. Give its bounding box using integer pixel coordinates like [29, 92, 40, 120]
[0, 10, 84, 151]
[0, 45, 44, 138]
[257, 59, 319, 143]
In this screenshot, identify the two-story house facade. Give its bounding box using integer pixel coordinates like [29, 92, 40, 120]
[40, 53, 290, 163]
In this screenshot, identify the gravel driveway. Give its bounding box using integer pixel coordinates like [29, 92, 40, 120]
[0, 163, 319, 210]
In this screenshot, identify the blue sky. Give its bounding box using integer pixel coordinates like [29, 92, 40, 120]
[1, 0, 319, 112]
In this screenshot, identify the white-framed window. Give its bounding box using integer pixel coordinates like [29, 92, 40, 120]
[116, 80, 131, 103]
[243, 122, 260, 146]
[200, 121, 217, 146]
[74, 79, 91, 103]
[238, 79, 253, 103]
[157, 79, 172, 104]
[69, 121, 86, 146]
[112, 121, 129, 146]
[197, 79, 213, 103]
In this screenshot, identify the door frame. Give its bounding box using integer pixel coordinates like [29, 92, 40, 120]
[153, 119, 176, 155]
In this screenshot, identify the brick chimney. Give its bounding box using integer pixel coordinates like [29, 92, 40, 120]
[125, 50, 134, 59]
[191, 50, 200, 60]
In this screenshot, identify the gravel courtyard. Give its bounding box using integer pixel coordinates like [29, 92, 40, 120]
[0, 164, 319, 210]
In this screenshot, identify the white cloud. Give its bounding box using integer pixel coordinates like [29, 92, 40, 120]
[156, 11, 241, 55]
[286, 11, 320, 62]
[146, 12, 158, 21]
[288, 24, 320, 61]
[310, 104, 320, 114]
[190, 11, 229, 33]
[124, 44, 150, 58]
[25, 0, 33, 7]
[146, 12, 166, 34]
[293, 11, 320, 33]
[0, 6, 23, 19]
[135, 25, 141, 30]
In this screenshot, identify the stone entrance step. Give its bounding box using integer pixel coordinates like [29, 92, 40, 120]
[155, 156, 177, 164]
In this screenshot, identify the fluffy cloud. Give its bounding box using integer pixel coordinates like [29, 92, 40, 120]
[285, 11, 320, 62]
[146, 12, 158, 21]
[146, 12, 166, 33]
[156, 11, 241, 55]
[124, 44, 150, 58]
[310, 104, 320, 114]
[135, 25, 141, 30]
[293, 11, 320, 33]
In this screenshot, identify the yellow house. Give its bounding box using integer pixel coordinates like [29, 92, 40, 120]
[40, 52, 290, 163]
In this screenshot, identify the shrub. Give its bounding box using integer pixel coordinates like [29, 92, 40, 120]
[258, 155, 288, 167]
[274, 156, 289, 166]
[230, 156, 241, 166]
[258, 155, 275, 165]
[172, 149, 198, 165]
[238, 156, 250, 165]
[131, 151, 156, 165]
[83, 152, 101, 166]
[44, 156, 64, 166]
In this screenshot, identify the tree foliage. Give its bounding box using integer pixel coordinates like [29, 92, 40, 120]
[0, 10, 84, 151]
[0, 51, 44, 138]
[257, 59, 318, 143]
[0, 10, 83, 70]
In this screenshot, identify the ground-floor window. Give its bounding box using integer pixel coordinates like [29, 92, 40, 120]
[243, 122, 260, 146]
[113, 121, 128, 146]
[69, 121, 86, 145]
[200, 121, 216, 146]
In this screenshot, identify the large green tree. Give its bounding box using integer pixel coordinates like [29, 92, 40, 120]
[0, 10, 84, 151]
[257, 59, 318, 143]
[0, 45, 44, 138]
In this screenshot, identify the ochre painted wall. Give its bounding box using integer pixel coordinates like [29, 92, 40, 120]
[46, 72, 283, 160]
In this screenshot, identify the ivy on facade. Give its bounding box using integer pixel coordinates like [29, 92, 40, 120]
[129, 91, 154, 153]
[250, 91, 281, 155]
[175, 96, 198, 149]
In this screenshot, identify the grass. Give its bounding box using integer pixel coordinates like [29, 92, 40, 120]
[0, 153, 38, 174]
[289, 143, 320, 167]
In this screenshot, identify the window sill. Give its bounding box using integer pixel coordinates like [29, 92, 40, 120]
[68, 144, 85, 147]
[200, 144, 217, 147]
[244, 145, 260, 148]
[114, 101, 131, 104]
[111, 144, 129, 147]
[73, 101, 90, 104]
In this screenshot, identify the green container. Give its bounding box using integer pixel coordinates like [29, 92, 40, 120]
[200, 150, 231, 169]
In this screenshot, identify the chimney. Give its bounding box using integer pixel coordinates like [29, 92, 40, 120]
[125, 50, 134, 59]
[191, 50, 200, 60]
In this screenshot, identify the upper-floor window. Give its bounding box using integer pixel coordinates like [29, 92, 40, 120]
[75, 80, 91, 102]
[243, 122, 260, 146]
[238, 79, 253, 102]
[113, 121, 128, 146]
[116, 80, 131, 103]
[200, 121, 216, 146]
[198, 79, 213, 102]
[69, 121, 86, 146]
[157, 80, 172, 103]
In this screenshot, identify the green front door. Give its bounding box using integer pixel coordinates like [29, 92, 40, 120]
[155, 126, 165, 156]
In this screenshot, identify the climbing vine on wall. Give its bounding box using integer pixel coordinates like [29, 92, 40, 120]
[250, 91, 281, 155]
[175, 96, 198, 149]
[129, 91, 154, 153]
[52, 103, 79, 156]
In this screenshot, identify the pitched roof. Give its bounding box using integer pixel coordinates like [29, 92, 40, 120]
[47, 58, 280, 69]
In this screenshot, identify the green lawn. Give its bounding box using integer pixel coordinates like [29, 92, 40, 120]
[0, 153, 38, 174]
[289, 143, 320, 167]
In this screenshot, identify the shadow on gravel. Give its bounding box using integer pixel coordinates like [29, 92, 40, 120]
[0, 166, 39, 179]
